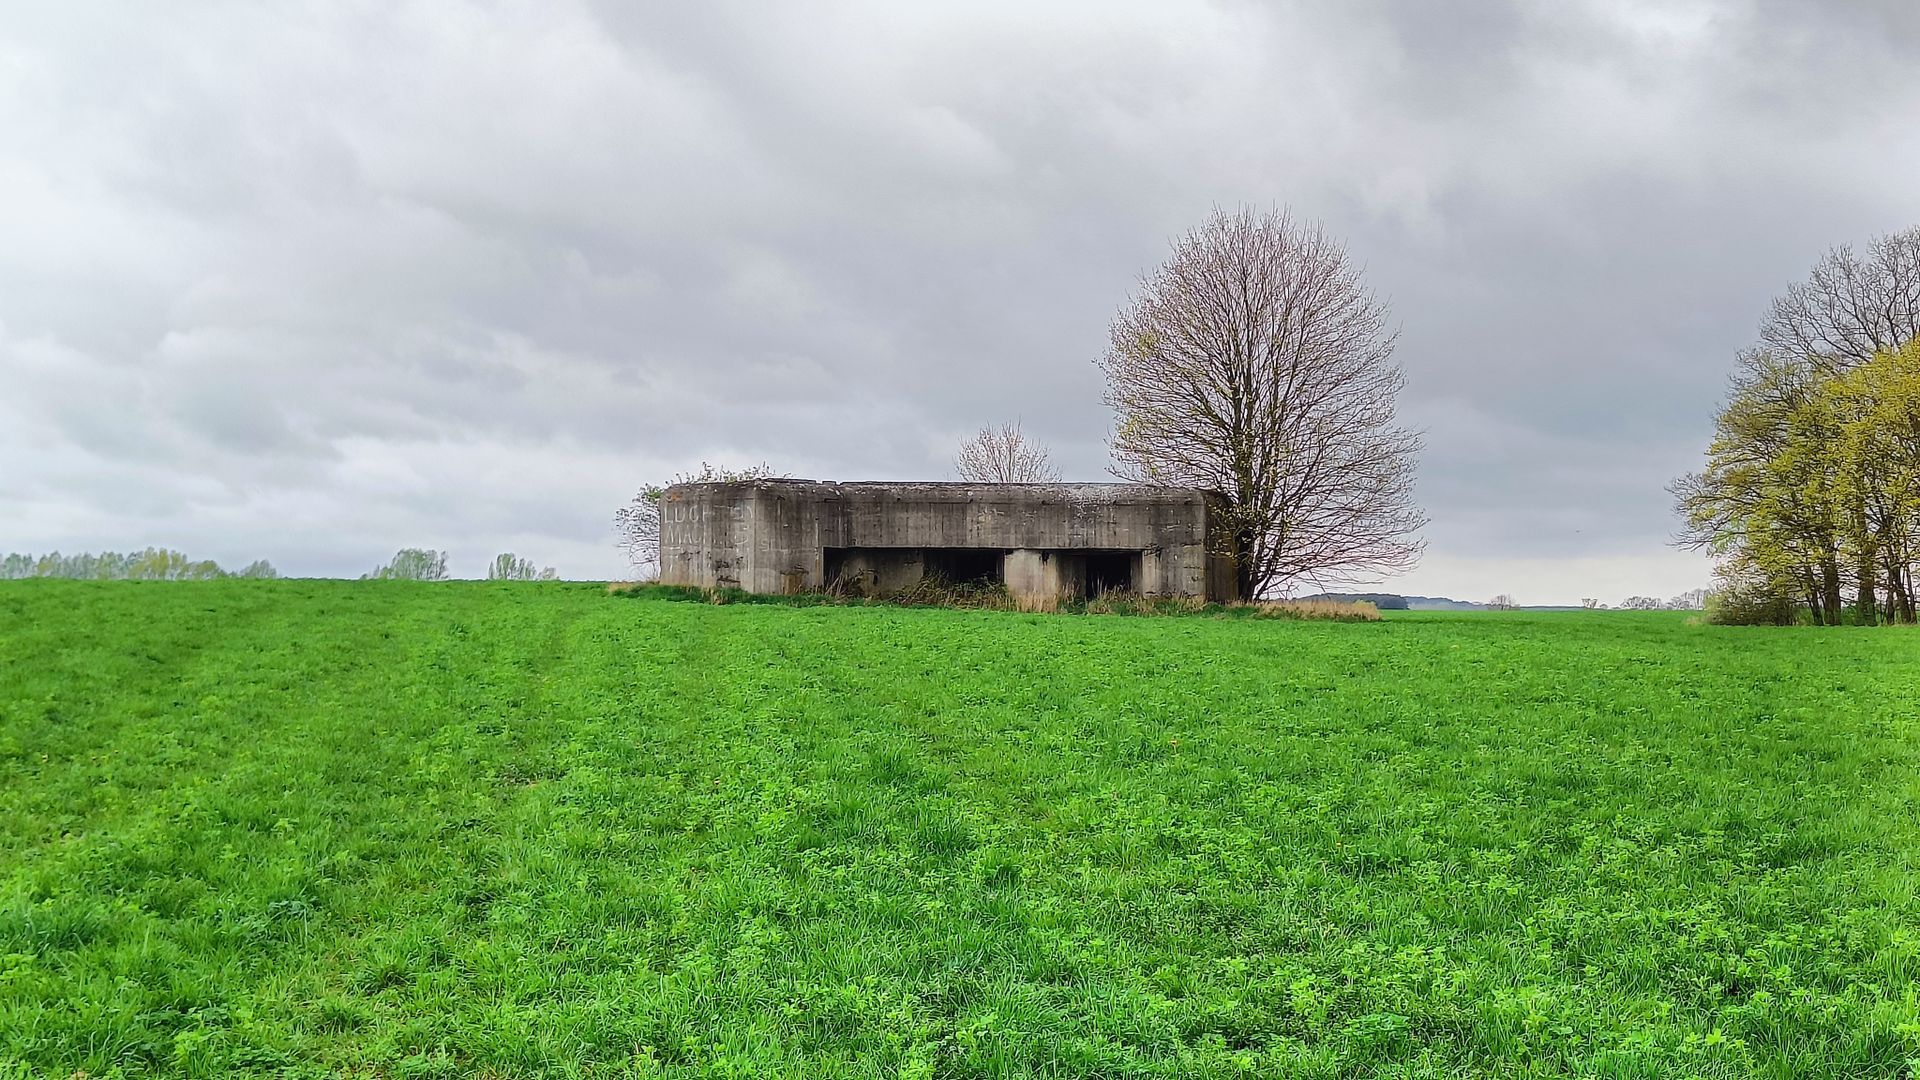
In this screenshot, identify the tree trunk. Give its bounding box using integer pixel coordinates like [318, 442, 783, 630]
[1232, 524, 1260, 603]
[1881, 549, 1911, 624]
[1856, 555, 1878, 625]
[1820, 557, 1843, 626]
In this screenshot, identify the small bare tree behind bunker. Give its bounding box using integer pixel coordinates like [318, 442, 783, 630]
[953, 420, 1061, 483]
[1100, 206, 1425, 600]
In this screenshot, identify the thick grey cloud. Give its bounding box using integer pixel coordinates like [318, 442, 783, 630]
[2, 1, 1915, 601]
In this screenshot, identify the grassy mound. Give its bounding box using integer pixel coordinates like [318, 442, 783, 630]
[3, 581, 1919, 1076]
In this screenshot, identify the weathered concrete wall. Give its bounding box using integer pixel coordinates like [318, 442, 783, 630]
[660, 480, 1234, 601]
[658, 482, 814, 593]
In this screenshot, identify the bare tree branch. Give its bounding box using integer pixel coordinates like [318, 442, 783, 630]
[1760, 226, 1920, 376]
[953, 420, 1062, 483]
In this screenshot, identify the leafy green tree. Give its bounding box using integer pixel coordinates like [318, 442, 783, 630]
[1675, 353, 1845, 622]
[1756, 226, 1920, 616]
[1826, 342, 1920, 622]
[0, 549, 264, 580]
[1679, 341, 1920, 625]
[487, 553, 558, 581]
[127, 548, 197, 580]
[366, 549, 449, 581]
[90, 552, 131, 579]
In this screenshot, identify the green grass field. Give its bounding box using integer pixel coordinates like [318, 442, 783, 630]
[3, 582, 1919, 1078]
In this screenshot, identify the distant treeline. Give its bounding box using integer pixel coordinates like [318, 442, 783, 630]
[2, 550, 278, 580]
[1302, 592, 1412, 610]
[1305, 591, 1712, 612]
[3, 548, 563, 582]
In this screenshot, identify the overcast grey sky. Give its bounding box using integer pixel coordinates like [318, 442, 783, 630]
[3, 1, 1916, 602]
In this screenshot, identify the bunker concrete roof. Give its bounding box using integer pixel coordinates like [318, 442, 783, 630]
[667, 479, 1221, 503]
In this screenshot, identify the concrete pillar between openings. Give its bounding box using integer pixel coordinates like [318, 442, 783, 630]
[1004, 549, 1068, 610]
[1139, 548, 1163, 596]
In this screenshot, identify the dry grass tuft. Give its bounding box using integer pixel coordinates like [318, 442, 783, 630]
[1251, 598, 1381, 622]
[1084, 591, 1207, 616]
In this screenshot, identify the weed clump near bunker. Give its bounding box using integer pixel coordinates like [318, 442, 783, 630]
[609, 581, 1382, 621]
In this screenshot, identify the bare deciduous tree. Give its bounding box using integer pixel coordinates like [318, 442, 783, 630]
[1099, 206, 1426, 600]
[953, 420, 1061, 483]
[1667, 588, 1711, 610]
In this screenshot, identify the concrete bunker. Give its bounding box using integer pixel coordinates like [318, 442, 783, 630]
[660, 480, 1235, 607]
